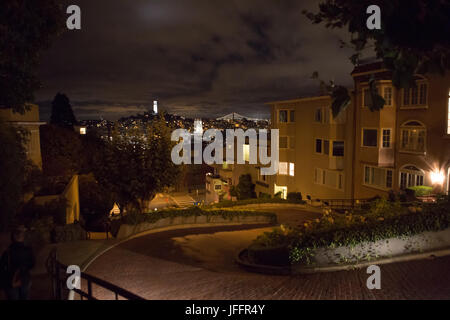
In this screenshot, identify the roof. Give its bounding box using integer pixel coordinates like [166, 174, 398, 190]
[265, 95, 331, 105]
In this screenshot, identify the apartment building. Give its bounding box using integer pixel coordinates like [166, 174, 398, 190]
[207, 61, 450, 202]
[266, 96, 353, 200]
[352, 62, 450, 198]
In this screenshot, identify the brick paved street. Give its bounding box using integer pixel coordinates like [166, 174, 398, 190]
[85, 225, 450, 300]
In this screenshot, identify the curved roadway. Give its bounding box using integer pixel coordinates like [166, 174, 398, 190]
[85, 221, 450, 300]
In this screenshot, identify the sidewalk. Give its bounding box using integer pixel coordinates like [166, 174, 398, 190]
[0, 233, 117, 300]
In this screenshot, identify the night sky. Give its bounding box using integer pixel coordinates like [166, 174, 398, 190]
[36, 0, 365, 120]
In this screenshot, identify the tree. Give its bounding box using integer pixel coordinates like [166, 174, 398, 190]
[94, 115, 181, 213]
[0, 120, 36, 230]
[236, 174, 256, 200]
[50, 93, 77, 128]
[79, 174, 115, 230]
[0, 0, 64, 113]
[304, 0, 450, 114]
[40, 124, 83, 176]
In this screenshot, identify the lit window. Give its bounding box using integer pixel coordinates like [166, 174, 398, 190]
[289, 163, 295, 176]
[332, 141, 344, 157]
[362, 129, 377, 147]
[243, 144, 250, 162]
[279, 110, 288, 123]
[383, 87, 392, 106]
[400, 121, 426, 153]
[279, 162, 288, 175]
[80, 127, 86, 135]
[382, 129, 391, 148]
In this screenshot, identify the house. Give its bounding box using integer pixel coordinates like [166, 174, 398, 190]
[0, 104, 45, 168]
[215, 61, 450, 201]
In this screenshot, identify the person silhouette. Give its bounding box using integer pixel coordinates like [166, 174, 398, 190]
[0, 226, 35, 300]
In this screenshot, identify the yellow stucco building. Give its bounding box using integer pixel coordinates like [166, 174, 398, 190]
[216, 61, 450, 201]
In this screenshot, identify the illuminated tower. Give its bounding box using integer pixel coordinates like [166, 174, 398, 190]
[194, 119, 203, 135]
[153, 100, 158, 114]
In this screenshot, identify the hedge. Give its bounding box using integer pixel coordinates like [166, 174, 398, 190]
[207, 197, 306, 208]
[251, 196, 450, 265]
[110, 206, 277, 237]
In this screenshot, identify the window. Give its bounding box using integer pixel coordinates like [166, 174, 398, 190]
[314, 108, 322, 123]
[332, 141, 344, 156]
[314, 168, 344, 190]
[399, 166, 424, 189]
[289, 163, 295, 176]
[323, 140, 329, 155]
[362, 129, 378, 147]
[363, 165, 393, 189]
[214, 184, 222, 190]
[400, 121, 426, 153]
[363, 88, 372, 107]
[382, 129, 391, 148]
[279, 162, 288, 175]
[383, 87, 393, 106]
[386, 170, 393, 188]
[315, 139, 322, 153]
[402, 82, 428, 107]
[279, 110, 288, 123]
[419, 84, 427, 105]
[279, 136, 288, 149]
[289, 110, 295, 123]
[314, 168, 323, 184]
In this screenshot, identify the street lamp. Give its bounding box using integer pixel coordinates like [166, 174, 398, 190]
[430, 170, 445, 185]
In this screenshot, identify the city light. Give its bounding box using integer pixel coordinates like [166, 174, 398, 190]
[430, 170, 445, 185]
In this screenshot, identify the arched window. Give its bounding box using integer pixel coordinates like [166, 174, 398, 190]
[399, 165, 425, 189]
[400, 121, 426, 153]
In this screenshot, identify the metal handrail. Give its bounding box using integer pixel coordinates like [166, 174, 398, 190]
[46, 248, 145, 300]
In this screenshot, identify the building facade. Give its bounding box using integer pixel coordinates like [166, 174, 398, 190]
[0, 104, 45, 168]
[352, 62, 450, 198]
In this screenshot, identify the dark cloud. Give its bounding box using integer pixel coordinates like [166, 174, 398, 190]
[36, 0, 366, 120]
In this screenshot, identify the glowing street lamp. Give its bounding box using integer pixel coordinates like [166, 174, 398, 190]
[430, 170, 445, 185]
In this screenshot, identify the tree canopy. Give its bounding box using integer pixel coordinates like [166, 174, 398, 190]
[0, 0, 64, 113]
[304, 0, 450, 114]
[0, 121, 37, 230]
[50, 93, 78, 128]
[94, 115, 181, 212]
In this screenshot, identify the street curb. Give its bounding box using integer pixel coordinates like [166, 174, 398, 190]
[236, 247, 450, 275]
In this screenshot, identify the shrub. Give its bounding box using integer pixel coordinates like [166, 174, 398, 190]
[236, 174, 256, 200]
[116, 206, 277, 229]
[287, 192, 302, 202]
[407, 185, 433, 197]
[250, 197, 450, 266]
[258, 192, 271, 199]
[208, 197, 306, 208]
